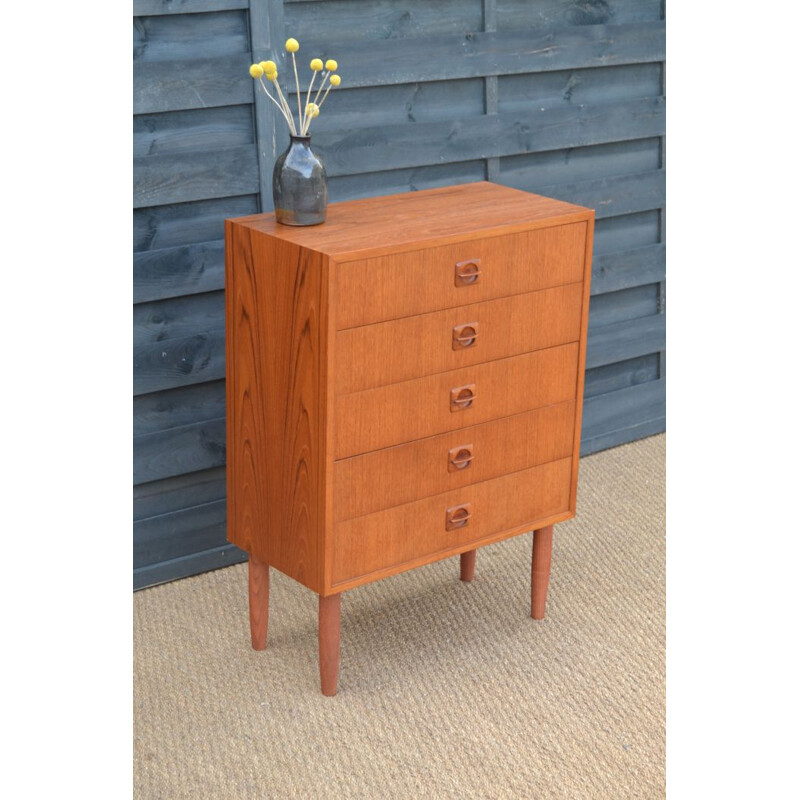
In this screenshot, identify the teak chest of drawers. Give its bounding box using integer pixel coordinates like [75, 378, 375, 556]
[225, 181, 594, 695]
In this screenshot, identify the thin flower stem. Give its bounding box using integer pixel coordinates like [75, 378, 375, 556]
[272, 78, 297, 134]
[291, 52, 303, 133]
[303, 72, 317, 135]
[258, 77, 295, 133]
[317, 82, 334, 110]
[312, 72, 329, 107]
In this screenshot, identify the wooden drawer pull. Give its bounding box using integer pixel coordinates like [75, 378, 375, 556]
[450, 384, 476, 411]
[454, 259, 482, 286]
[445, 503, 472, 531]
[452, 322, 479, 350]
[448, 444, 474, 472]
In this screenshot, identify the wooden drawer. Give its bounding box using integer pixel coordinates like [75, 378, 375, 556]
[334, 342, 579, 459]
[334, 401, 575, 521]
[332, 457, 573, 586]
[335, 222, 587, 329]
[335, 282, 583, 395]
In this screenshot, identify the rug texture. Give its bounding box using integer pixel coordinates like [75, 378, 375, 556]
[134, 433, 665, 799]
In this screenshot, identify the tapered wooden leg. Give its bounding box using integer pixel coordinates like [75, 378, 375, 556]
[460, 549, 477, 582]
[319, 593, 341, 696]
[248, 555, 270, 650]
[531, 526, 554, 620]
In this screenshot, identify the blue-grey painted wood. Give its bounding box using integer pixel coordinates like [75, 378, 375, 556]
[134, 195, 259, 252]
[592, 244, 665, 296]
[586, 314, 666, 370]
[498, 63, 662, 113]
[134, 1, 248, 16]
[134, 381, 226, 437]
[134, 418, 225, 484]
[521, 170, 665, 221]
[581, 378, 665, 455]
[314, 97, 664, 177]
[496, 0, 662, 29]
[284, 0, 484, 40]
[133, 292, 225, 348]
[133, 331, 225, 395]
[133, 544, 246, 590]
[298, 22, 665, 88]
[134, 498, 227, 568]
[593, 210, 660, 254]
[133, 54, 251, 114]
[588, 285, 659, 330]
[250, 0, 288, 210]
[134, 10, 249, 63]
[584, 355, 660, 399]
[133, 240, 224, 303]
[134, 467, 226, 520]
[133, 105, 254, 157]
[134, 145, 259, 207]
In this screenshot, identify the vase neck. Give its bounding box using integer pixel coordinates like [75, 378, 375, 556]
[290, 135, 311, 144]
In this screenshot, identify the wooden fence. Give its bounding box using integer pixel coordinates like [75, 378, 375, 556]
[133, 0, 666, 589]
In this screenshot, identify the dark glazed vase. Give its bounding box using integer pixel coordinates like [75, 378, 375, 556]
[272, 135, 328, 226]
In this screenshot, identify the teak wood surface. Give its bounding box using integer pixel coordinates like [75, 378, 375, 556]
[334, 283, 584, 395]
[226, 181, 594, 600]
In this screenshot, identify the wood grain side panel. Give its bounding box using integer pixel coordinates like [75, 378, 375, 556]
[334, 342, 580, 459]
[332, 457, 573, 585]
[225, 223, 326, 593]
[335, 283, 584, 395]
[335, 221, 587, 329]
[333, 401, 575, 521]
[569, 213, 595, 512]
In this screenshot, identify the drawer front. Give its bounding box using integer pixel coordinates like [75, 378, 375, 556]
[332, 457, 573, 586]
[335, 222, 587, 329]
[335, 283, 583, 395]
[334, 401, 575, 521]
[334, 342, 579, 459]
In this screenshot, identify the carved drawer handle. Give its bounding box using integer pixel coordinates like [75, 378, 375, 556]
[448, 445, 474, 472]
[446, 503, 472, 531]
[450, 384, 476, 412]
[452, 322, 480, 350]
[454, 259, 482, 287]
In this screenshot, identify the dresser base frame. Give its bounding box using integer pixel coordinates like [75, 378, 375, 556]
[248, 526, 555, 695]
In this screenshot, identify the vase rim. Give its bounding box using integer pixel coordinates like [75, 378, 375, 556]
[289, 134, 311, 141]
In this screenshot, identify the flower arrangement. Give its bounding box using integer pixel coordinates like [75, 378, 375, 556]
[249, 38, 341, 136]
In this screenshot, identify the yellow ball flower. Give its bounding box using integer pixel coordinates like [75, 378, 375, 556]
[249, 63, 264, 79]
[310, 58, 324, 72]
[325, 59, 338, 72]
[265, 70, 278, 82]
[305, 102, 319, 116]
[285, 38, 299, 53]
[259, 61, 277, 74]
[329, 74, 341, 87]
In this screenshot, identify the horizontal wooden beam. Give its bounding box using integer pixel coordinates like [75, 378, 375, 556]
[134, 417, 225, 484]
[134, 144, 259, 208]
[581, 378, 665, 454]
[134, 0, 248, 15]
[133, 330, 225, 395]
[301, 21, 665, 89]
[531, 169, 665, 221]
[134, 54, 252, 114]
[316, 96, 664, 177]
[133, 21, 664, 114]
[134, 466, 226, 519]
[591, 243, 665, 296]
[586, 313, 665, 369]
[134, 240, 224, 303]
[134, 541, 245, 590]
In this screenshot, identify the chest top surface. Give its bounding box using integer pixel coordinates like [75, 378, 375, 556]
[230, 180, 592, 260]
